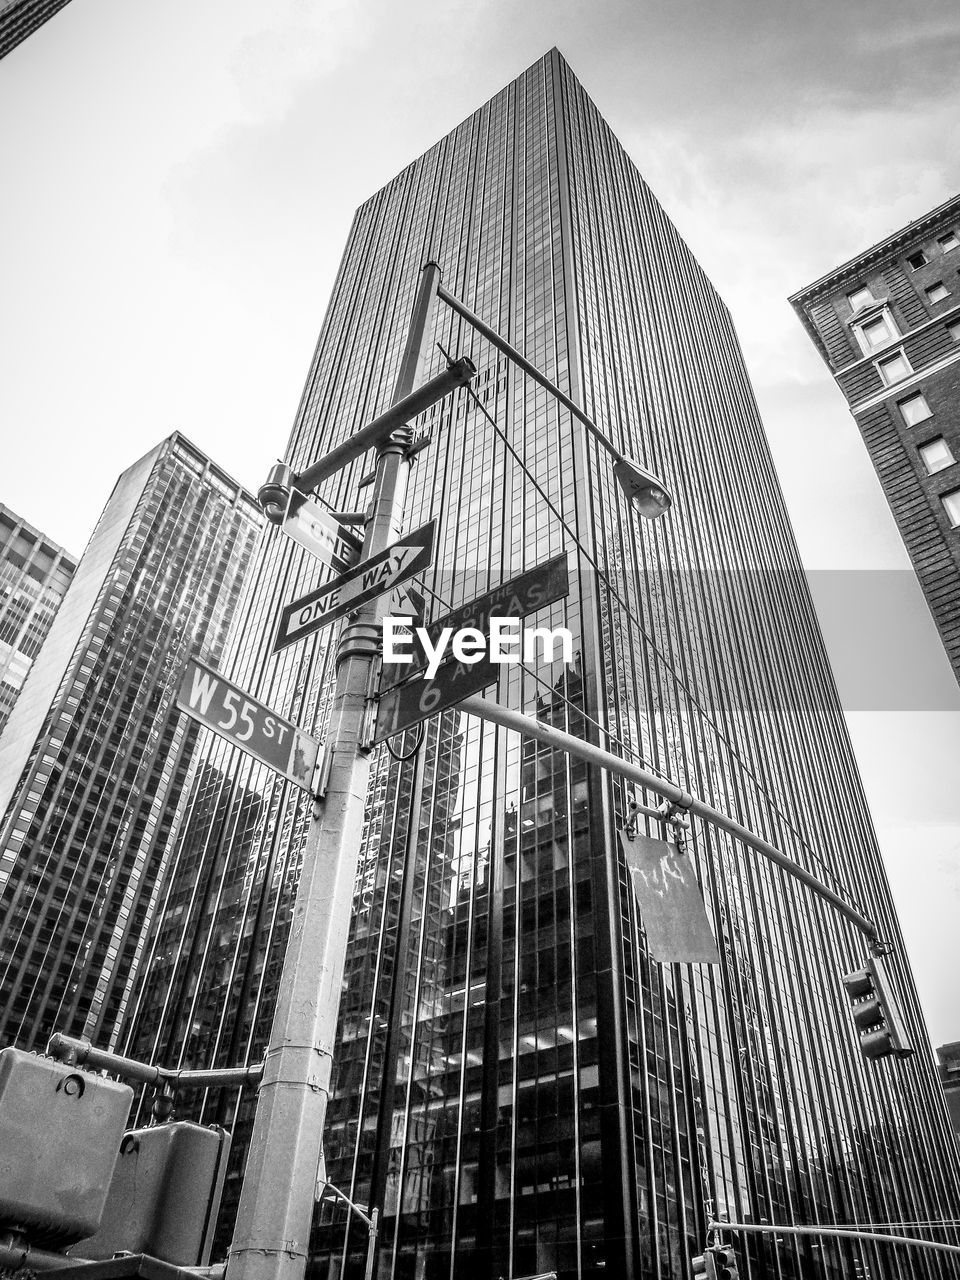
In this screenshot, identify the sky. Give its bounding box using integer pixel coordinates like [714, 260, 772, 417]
[1, 0, 959, 1044]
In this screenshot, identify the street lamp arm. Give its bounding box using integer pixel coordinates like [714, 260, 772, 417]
[319, 1180, 373, 1229]
[294, 357, 476, 496]
[457, 694, 882, 948]
[435, 281, 671, 517]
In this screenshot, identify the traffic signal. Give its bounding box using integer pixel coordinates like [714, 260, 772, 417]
[841, 957, 914, 1061]
[708, 1245, 739, 1280]
[691, 1254, 716, 1279]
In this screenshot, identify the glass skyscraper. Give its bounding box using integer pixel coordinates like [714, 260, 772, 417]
[0, 433, 261, 1053]
[117, 51, 960, 1280]
[0, 503, 76, 738]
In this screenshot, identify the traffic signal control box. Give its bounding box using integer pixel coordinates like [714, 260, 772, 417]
[0, 1047, 133, 1247]
[72, 1120, 231, 1266]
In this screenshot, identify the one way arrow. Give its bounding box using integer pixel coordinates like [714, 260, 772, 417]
[273, 520, 436, 654]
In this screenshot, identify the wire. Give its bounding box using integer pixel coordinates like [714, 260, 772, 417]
[402, 578, 671, 786]
[460, 377, 863, 914]
[384, 723, 425, 762]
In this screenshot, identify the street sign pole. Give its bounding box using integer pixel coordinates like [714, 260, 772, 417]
[226, 262, 456, 1280]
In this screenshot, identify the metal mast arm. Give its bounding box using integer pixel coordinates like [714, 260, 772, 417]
[710, 1219, 960, 1260]
[458, 694, 881, 947]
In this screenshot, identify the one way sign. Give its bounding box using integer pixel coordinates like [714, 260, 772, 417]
[273, 520, 436, 654]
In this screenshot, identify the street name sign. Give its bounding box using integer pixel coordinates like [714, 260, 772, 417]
[373, 654, 498, 745]
[176, 658, 320, 791]
[379, 552, 569, 691]
[282, 491, 361, 573]
[617, 831, 720, 965]
[274, 520, 436, 654]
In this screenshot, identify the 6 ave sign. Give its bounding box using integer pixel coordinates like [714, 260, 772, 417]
[176, 658, 321, 791]
[373, 654, 498, 745]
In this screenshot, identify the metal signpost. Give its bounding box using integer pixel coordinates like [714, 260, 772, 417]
[227, 264, 474, 1280]
[273, 520, 436, 653]
[176, 658, 321, 791]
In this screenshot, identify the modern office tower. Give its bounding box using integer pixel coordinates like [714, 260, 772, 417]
[0, 0, 73, 60]
[791, 193, 960, 687]
[117, 52, 960, 1280]
[0, 504, 76, 737]
[0, 432, 262, 1054]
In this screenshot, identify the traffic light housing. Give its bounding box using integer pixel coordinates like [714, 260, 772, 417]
[842, 957, 914, 1061]
[691, 1254, 716, 1279]
[708, 1245, 739, 1280]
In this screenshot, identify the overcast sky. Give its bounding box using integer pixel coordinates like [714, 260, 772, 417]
[2, 0, 959, 1045]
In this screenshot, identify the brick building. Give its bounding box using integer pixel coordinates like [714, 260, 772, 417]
[790, 193, 960, 686]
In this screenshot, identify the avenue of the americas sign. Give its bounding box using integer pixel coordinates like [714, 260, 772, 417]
[379, 552, 569, 689]
[372, 654, 499, 745]
[374, 553, 571, 743]
[176, 658, 321, 791]
[273, 520, 436, 654]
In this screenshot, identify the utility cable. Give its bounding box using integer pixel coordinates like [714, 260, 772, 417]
[402, 574, 679, 790]
[459, 377, 862, 913]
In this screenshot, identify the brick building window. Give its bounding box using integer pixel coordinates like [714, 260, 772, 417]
[856, 311, 898, 353]
[877, 351, 911, 385]
[938, 232, 959, 253]
[940, 489, 960, 528]
[907, 250, 928, 269]
[919, 438, 955, 475]
[847, 285, 873, 312]
[925, 281, 950, 304]
[949, 320, 960, 342]
[898, 392, 932, 426]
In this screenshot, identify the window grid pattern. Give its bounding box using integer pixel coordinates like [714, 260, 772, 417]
[118, 53, 960, 1280]
[0, 437, 261, 1054]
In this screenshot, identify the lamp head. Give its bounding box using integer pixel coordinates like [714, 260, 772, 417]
[258, 462, 293, 524]
[613, 457, 672, 520]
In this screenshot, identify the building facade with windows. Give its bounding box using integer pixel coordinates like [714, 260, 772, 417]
[791, 193, 960, 686]
[0, 0, 73, 60]
[0, 504, 76, 738]
[0, 433, 261, 1054]
[116, 53, 960, 1280]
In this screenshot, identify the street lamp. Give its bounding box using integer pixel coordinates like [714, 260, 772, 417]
[317, 1178, 379, 1280]
[434, 275, 672, 519]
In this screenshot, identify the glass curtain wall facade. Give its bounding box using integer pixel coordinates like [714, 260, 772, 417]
[0, 504, 76, 737]
[118, 51, 960, 1280]
[0, 0, 73, 61]
[0, 433, 261, 1052]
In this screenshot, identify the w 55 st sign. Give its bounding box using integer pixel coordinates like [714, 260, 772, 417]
[176, 658, 321, 791]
